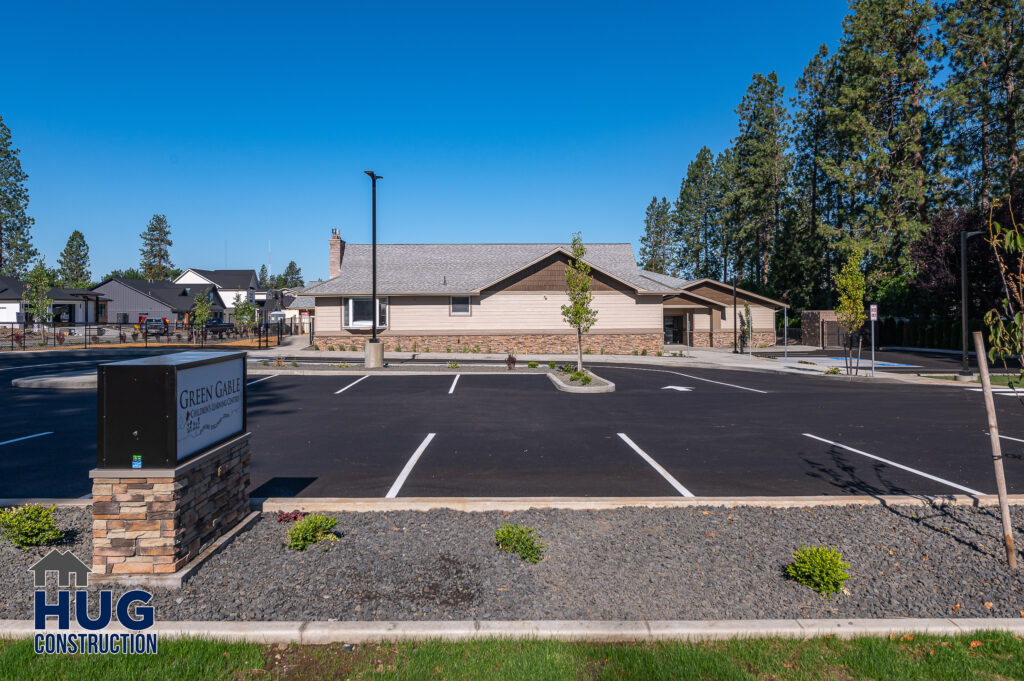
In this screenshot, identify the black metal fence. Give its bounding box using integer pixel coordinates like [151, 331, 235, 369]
[0, 320, 287, 351]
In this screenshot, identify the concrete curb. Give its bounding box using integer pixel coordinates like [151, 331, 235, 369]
[252, 493, 1024, 513]
[0, 498, 92, 508]
[4, 618, 1023, 643]
[11, 371, 97, 389]
[547, 371, 615, 393]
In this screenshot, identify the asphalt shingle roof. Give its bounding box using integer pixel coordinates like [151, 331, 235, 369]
[184, 269, 257, 290]
[304, 243, 681, 295]
[101, 278, 225, 311]
[638, 270, 693, 289]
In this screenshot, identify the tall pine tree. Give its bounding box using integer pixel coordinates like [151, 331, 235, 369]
[731, 72, 791, 289]
[782, 45, 842, 309]
[57, 230, 91, 288]
[674, 146, 724, 280]
[638, 196, 674, 275]
[0, 116, 37, 278]
[822, 0, 940, 309]
[139, 214, 175, 280]
[941, 0, 1024, 209]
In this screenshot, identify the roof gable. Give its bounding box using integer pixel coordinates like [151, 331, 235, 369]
[304, 243, 678, 296]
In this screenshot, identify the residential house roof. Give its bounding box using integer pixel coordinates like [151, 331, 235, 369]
[304, 243, 681, 296]
[96, 278, 226, 312]
[0, 276, 109, 302]
[178, 269, 257, 290]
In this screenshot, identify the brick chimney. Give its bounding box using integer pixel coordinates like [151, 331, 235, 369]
[329, 229, 345, 279]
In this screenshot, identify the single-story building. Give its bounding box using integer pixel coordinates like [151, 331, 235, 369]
[0, 275, 109, 324]
[174, 269, 257, 322]
[303, 231, 787, 353]
[90, 278, 226, 325]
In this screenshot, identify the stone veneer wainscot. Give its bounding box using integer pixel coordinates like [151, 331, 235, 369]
[90, 433, 251, 576]
[314, 332, 663, 355]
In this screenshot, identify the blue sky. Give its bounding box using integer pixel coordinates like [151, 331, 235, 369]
[2, 1, 849, 282]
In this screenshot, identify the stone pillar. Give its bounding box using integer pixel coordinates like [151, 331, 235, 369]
[90, 433, 251, 577]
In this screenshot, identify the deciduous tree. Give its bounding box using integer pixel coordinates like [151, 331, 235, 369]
[561, 232, 598, 372]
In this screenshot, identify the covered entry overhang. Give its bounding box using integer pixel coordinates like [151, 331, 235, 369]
[662, 291, 725, 344]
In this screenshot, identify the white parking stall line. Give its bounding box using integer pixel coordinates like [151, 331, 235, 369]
[448, 374, 460, 395]
[385, 433, 437, 498]
[617, 433, 695, 497]
[247, 375, 277, 386]
[998, 434, 1024, 446]
[599, 366, 768, 394]
[802, 433, 986, 495]
[334, 375, 369, 394]
[0, 432, 53, 447]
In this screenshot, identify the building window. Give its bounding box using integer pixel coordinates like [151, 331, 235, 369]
[344, 297, 387, 329]
[450, 296, 471, 316]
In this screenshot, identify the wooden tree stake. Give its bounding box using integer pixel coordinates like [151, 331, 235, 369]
[973, 331, 1018, 569]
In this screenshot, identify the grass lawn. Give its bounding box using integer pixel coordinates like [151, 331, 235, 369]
[1, 633, 1023, 680]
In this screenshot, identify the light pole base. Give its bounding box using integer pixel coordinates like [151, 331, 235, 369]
[364, 341, 384, 369]
[955, 372, 975, 382]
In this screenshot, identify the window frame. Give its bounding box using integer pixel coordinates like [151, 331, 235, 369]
[449, 295, 472, 316]
[343, 296, 388, 329]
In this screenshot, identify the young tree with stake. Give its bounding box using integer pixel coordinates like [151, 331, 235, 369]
[834, 253, 866, 375]
[561, 232, 598, 373]
[24, 259, 54, 338]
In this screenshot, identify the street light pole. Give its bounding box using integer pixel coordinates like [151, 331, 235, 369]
[364, 171, 382, 344]
[960, 229, 985, 376]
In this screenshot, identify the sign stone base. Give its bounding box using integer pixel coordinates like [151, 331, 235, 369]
[89, 433, 251, 580]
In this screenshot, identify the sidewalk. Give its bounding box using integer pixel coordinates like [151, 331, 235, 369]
[251, 335, 835, 376]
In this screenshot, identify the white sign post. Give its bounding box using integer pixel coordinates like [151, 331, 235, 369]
[869, 304, 878, 377]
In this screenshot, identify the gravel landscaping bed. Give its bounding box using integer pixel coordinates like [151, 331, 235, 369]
[3, 504, 1023, 621]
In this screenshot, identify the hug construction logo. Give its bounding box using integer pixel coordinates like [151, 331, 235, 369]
[28, 549, 158, 655]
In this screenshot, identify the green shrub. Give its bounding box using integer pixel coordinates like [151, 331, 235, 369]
[785, 545, 850, 599]
[395, 343, 402, 352]
[446, 347, 452, 353]
[350, 345, 357, 352]
[579, 374, 592, 385]
[656, 351, 663, 357]
[527, 361, 539, 368]
[290, 361, 298, 367]
[447, 361, 460, 369]
[412, 342, 418, 352]
[0, 504, 65, 549]
[548, 361, 556, 369]
[495, 523, 545, 563]
[286, 514, 338, 551]
[569, 371, 593, 385]
[632, 349, 638, 355]
[600, 348, 605, 355]
[327, 344, 336, 351]
[824, 366, 841, 375]
[641, 348, 648, 356]
[560, 362, 573, 373]
[261, 360, 269, 366]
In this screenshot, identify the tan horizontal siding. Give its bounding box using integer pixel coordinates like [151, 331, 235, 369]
[315, 299, 342, 332]
[388, 292, 661, 332]
[689, 304, 776, 332]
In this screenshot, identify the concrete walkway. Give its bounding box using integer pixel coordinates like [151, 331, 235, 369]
[5, 618, 1021, 643]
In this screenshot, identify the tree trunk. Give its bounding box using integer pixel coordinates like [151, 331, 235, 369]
[855, 335, 863, 377]
[576, 328, 583, 373]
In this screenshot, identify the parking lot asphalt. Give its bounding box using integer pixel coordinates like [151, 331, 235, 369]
[2, 350, 1024, 499]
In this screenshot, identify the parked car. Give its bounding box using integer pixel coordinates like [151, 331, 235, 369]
[144, 318, 168, 336]
[204, 320, 235, 333]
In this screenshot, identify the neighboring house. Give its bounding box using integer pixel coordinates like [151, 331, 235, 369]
[90, 278, 226, 325]
[174, 269, 257, 322]
[283, 286, 316, 332]
[304, 231, 788, 353]
[0, 275, 109, 324]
